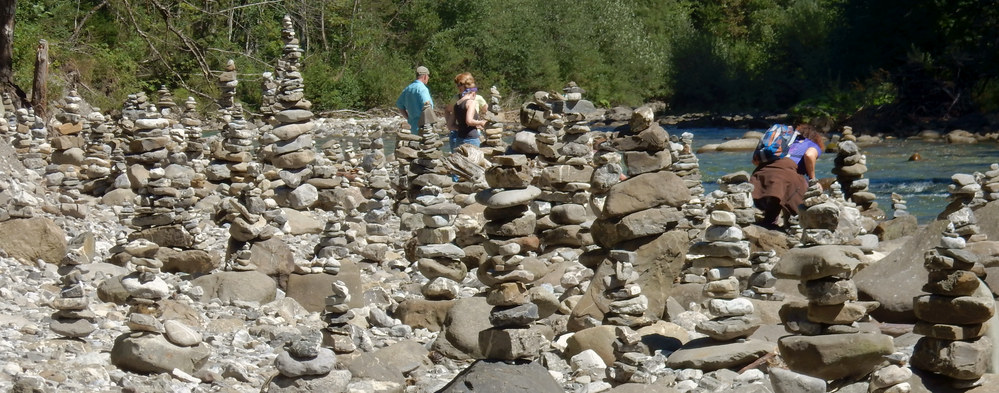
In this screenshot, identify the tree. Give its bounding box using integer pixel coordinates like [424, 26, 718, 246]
[0, 0, 27, 107]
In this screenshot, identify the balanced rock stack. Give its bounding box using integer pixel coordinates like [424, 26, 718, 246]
[475, 154, 549, 360]
[601, 251, 651, 328]
[359, 133, 397, 248]
[155, 85, 178, 119]
[270, 331, 345, 390]
[208, 104, 257, 184]
[841, 126, 857, 142]
[260, 16, 317, 208]
[675, 132, 707, 239]
[480, 85, 506, 155]
[980, 163, 999, 201]
[605, 325, 661, 384]
[81, 103, 116, 194]
[773, 181, 893, 383]
[220, 182, 280, 271]
[120, 92, 148, 123]
[46, 90, 89, 193]
[911, 207, 993, 388]
[179, 97, 206, 162]
[322, 280, 358, 353]
[890, 192, 909, 218]
[536, 118, 594, 249]
[311, 207, 349, 274]
[745, 250, 781, 300]
[110, 239, 211, 374]
[832, 140, 877, 211]
[49, 269, 96, 338]
[943, 173, 986, 215]
[15, 108, 50, 171]
[589, 142, 625, 216]
[707, 171, 757, 227]
[217, 59, 238, 118]
[0, 93, 8, 135]
[689, 205, 760, 341]
[260, 72, 278, 122]
[408, 142, 464, 300]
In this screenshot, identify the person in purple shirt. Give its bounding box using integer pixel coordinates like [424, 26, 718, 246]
[786, 124, 825, 184]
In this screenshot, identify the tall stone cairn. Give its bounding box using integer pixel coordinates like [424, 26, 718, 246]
[217, 59, 238, 119]
[589, 141, 625, 217]
[46, 89, 89, 195]
[911, 207, 993, 388]
[155, 85, 178, 119]
[945, 172, 986, 214]
[536, 115, 594, 250]
[260, 15, 316, 208]
[409, 126, 465, 300]
[832, 140, 877, 211]
[322, 280, 358, 353]
[675, 132, 707, 240]
[480, 85, 506, 155]
[980, 163, 999, 202]
[312, 207, 349, 274]
[475, 154, 548, 360]
[707, 171, 758, 227]
[0, 93, 9, 136]
[689, 203, 761, 341]
[773, 178, 893, 382]
[49, 269, 97, 338]
[14, 108, 49, 172]
[120, 92, 148, 123]
[82, 104, 115, 194]
[359, 133, 398, 248]
[179, 97, 207, 161]
[260, 71, 278, 122]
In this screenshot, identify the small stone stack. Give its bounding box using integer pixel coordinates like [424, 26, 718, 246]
[607, 326, 657, 384]
[480, 85, 506, 155]
[0, 93, 9, 136]
[271, 331, 340, 386]
[46, 89, 89, 194]
[911, 207, 993, 388]
[359, 133, 397, 249]
[689, 205, 760, 341]
[208, 104, 257, 185]
[674, 132, 707, 239]
[601, 251, 651, 328]
[121, 92, 148, 123]
[980, 163, 999, 202]
[832, 140, 876, 211]
[589, 143, 625, 216]
[322, 280, 357, 353]
[155, 85, 178, 119]
[50, 269, 96, 338]
[944, 173, 986, 214]
[312, 208, 349, 274]
[260, 71, 278, 122]
[221, 182, 280, 271]
[179, 97, 207, 162]
[707, 171, 757, 227]
[475, 154, 548, 360]
[81, 108, 115, 194]
[260, 16, 316, 208]
[217, 59, 238, 119]
[890, 192, 909, 218]
[536, 119, 594, 250]
[744, 250, 781, 300]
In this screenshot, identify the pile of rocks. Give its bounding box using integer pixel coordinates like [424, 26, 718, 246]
[475, 154, 548, 360]
[744, 250, 781, 300]
[322, 280, 358, 353]
[260, 71, 278, 122]
[832, 140, 877, 212]
[220, 182, 280, 271]
[49, 269, 96, 338]
[601, 251, 650, 328]
[179, 97, 207, 162]
[536, 117, 594, 250]
[689, 205, 760, 341]
[943, 173, 986, 215]
[217, 60, 238, 118]
[121, 92, 149, 124]
[359, 133, 398, 248]
[81, 101, 116, 194]
[480, 85, 506, 155]
[674, 132, 707, 239]
[890, 192, 909, 218]
[311, 207, 350, 274]
[46, 89, 90, 197]
[155, 85, 178, 119]
[270, 331, 345, 390]
[980, 163, 999, 202]
[705, 171, 757, 227]
[589, 141, 625, 216]
[14, 108, 49, 172]
[911, 207, 993, 388]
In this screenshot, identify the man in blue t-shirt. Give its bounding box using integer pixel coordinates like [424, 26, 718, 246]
[396, 66, 434, 134]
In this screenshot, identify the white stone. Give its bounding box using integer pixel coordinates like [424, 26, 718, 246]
[707, 298, 754, 317]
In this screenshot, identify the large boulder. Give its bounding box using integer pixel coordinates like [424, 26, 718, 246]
[0, 217, 67, 265]
[110, 332, 211, 374]
[343, 340, 429, 387]
[773, 245, 866, 281]
[665, 340, 774, 371]
[432, 296, 492, 359]
[601, 171, 689, 219]
[192, 271, 277, 305]
[248, 237, 297, 280]
[778, 333, 894, 380]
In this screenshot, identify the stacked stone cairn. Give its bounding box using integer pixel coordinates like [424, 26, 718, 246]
[260, 16, 317, 209]
[179, 97, 207, 162]
[14, 108, 49, 172]
[260, 71, 278, 123]
[744, 250, 781, 300]
[155, 85, 178, 119]
[270, 330, 342, 388]
[943, 173, 986, 215]
[674, 131, 707, 239]
[709, 171, 758, 227]
[312, 207, 349, 274]
[49, 268, 96, 338]
[772, 178, 894, 383]
[589, 141, 625, 217]
[890, 192, 909, 218]
[81, 103, 116, 194]
[689, 203, 761, 341]
[480, 85, 506, 155]
[121, 92, 149, 124]
[536, 116, 595, 250]
[217, 59, 238, 120]
[46, 89, 90, 195]
[359, 133, 398, 249]
[911, 207, 993, 388]
[832, 140, 877, 212]
[601, 250, 651, 328]
[475, 154, 549, 360]
[0, 93, 9, 136]
[322, 280, 358, 353]
[221, 182, 280, 271]
[408, 131, 465, 300]
[207, 104, 257, 185]
[110, 239, 210, 375]
[980, 163, 999, 202]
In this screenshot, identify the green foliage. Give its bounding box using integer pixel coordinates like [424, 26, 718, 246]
[6, 0, 999, 122]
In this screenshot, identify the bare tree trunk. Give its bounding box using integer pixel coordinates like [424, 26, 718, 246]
[0, 0, 27, 108]
[32, 39, 48, 121]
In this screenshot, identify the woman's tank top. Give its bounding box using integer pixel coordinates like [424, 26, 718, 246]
[454, 99, 480, 139]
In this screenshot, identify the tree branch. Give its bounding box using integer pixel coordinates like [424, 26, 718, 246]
[68, 0, 109, 45]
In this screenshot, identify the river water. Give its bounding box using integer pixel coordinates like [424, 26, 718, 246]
[685, 127, 999, 224]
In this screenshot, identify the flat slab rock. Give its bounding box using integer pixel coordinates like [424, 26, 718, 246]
[664, 339, 774, 371]
[436, 359, 563, 393]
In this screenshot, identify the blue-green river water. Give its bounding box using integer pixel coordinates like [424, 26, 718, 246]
[684, 127, 999, 224]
